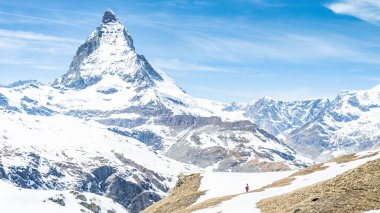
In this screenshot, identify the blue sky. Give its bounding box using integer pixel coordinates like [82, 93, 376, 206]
[0, 0, 380, 102]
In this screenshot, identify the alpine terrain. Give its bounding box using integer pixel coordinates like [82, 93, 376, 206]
[0, 10, 317, 212]
[222, 85, 380, 161]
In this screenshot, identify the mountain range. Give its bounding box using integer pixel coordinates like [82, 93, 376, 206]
[0, 9, 379, 212]
[224, 85, 380, 161]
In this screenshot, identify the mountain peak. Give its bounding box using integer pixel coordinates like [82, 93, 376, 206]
[53, 9, 173, 91]
[102, 9, 118, 24]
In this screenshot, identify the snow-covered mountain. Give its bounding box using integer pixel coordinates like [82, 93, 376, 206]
[220, 85, 380, 161]
[0, 9, 312, 212]
[52, 9, 211, 116]
[0, 112, 196, 212]
[0, 9, 309, 171]
[241, 97, 329, 136]
[287, 85, 380, 161]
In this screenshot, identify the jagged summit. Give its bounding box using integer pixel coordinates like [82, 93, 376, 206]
[102, 9, 118, 24]
[53, 9, 166, 90]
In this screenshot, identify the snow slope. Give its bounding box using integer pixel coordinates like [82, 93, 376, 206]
[196, 171, 293, 203]
[0, 112, 198, 212]
[194, 149, 380, 212]
[0, 180, 128, 213]
[0, 113, 194, 176]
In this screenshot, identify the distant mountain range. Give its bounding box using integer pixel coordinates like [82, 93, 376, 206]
[224, 85, 380, 161]
[0, 9, 379, 212]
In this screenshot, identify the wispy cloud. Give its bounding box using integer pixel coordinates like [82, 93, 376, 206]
[0, 11, 62, 24]
[0, 29, 80, 69]
[0, 10, 97, 27]
[326, 0, 380, 25]
[183, 32, 380, 63]
[0, 29, 81, 55]
[0, 29, 81, 43]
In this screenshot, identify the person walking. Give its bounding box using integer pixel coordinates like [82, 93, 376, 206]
[245, 183, 249, 192]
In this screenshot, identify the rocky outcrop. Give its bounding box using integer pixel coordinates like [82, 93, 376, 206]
[105, 175, 161, 213]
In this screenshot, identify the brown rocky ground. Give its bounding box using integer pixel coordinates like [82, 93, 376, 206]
[141, 173, 205, 213]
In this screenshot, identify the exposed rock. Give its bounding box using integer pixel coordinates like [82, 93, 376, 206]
[48, 194, 66, 206]
[105, 175, 161, 213]
[80, 201, 100, 213]
[81, 165, 116, 194]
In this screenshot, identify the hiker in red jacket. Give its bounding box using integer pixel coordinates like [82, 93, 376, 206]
[245, 183, 249, 192]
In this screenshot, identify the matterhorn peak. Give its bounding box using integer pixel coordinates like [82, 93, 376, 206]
[102, 9, 118, 24]
[53, 9, 168, 90]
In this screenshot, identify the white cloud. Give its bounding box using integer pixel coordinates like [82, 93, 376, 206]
[0, 29, 80, 70]
[183, 32, 379, 63]
[0, 29, 81, 43]
[0, 11, 95, 27]
[327, 0, 380, 25]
